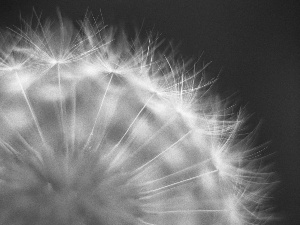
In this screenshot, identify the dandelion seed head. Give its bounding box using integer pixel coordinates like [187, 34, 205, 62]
[0, 14, 275, 225]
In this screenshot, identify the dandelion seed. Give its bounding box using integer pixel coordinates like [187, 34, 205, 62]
[0, 14, 275, 225]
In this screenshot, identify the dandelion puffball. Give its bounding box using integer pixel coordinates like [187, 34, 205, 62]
[0, 16, 274, 225]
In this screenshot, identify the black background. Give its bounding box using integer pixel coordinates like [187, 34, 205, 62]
[0, 0, 299, 224]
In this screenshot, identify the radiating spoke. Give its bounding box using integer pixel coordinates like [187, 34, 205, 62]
[15, 72, 48, 149]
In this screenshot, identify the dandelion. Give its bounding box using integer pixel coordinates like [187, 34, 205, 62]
[0, 14, 274, 225]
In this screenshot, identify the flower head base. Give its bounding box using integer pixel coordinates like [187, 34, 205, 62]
[0, 16, 274, 225]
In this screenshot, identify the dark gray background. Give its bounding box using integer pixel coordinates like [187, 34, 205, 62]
[0, 0, 299, 224]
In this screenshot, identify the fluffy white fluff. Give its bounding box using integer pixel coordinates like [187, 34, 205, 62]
[0, 15, 274, 225]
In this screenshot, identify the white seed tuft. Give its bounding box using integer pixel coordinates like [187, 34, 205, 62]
[0, 15, 274, 225]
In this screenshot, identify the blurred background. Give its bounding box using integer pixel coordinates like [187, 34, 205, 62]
[0, 0, 299, 224]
